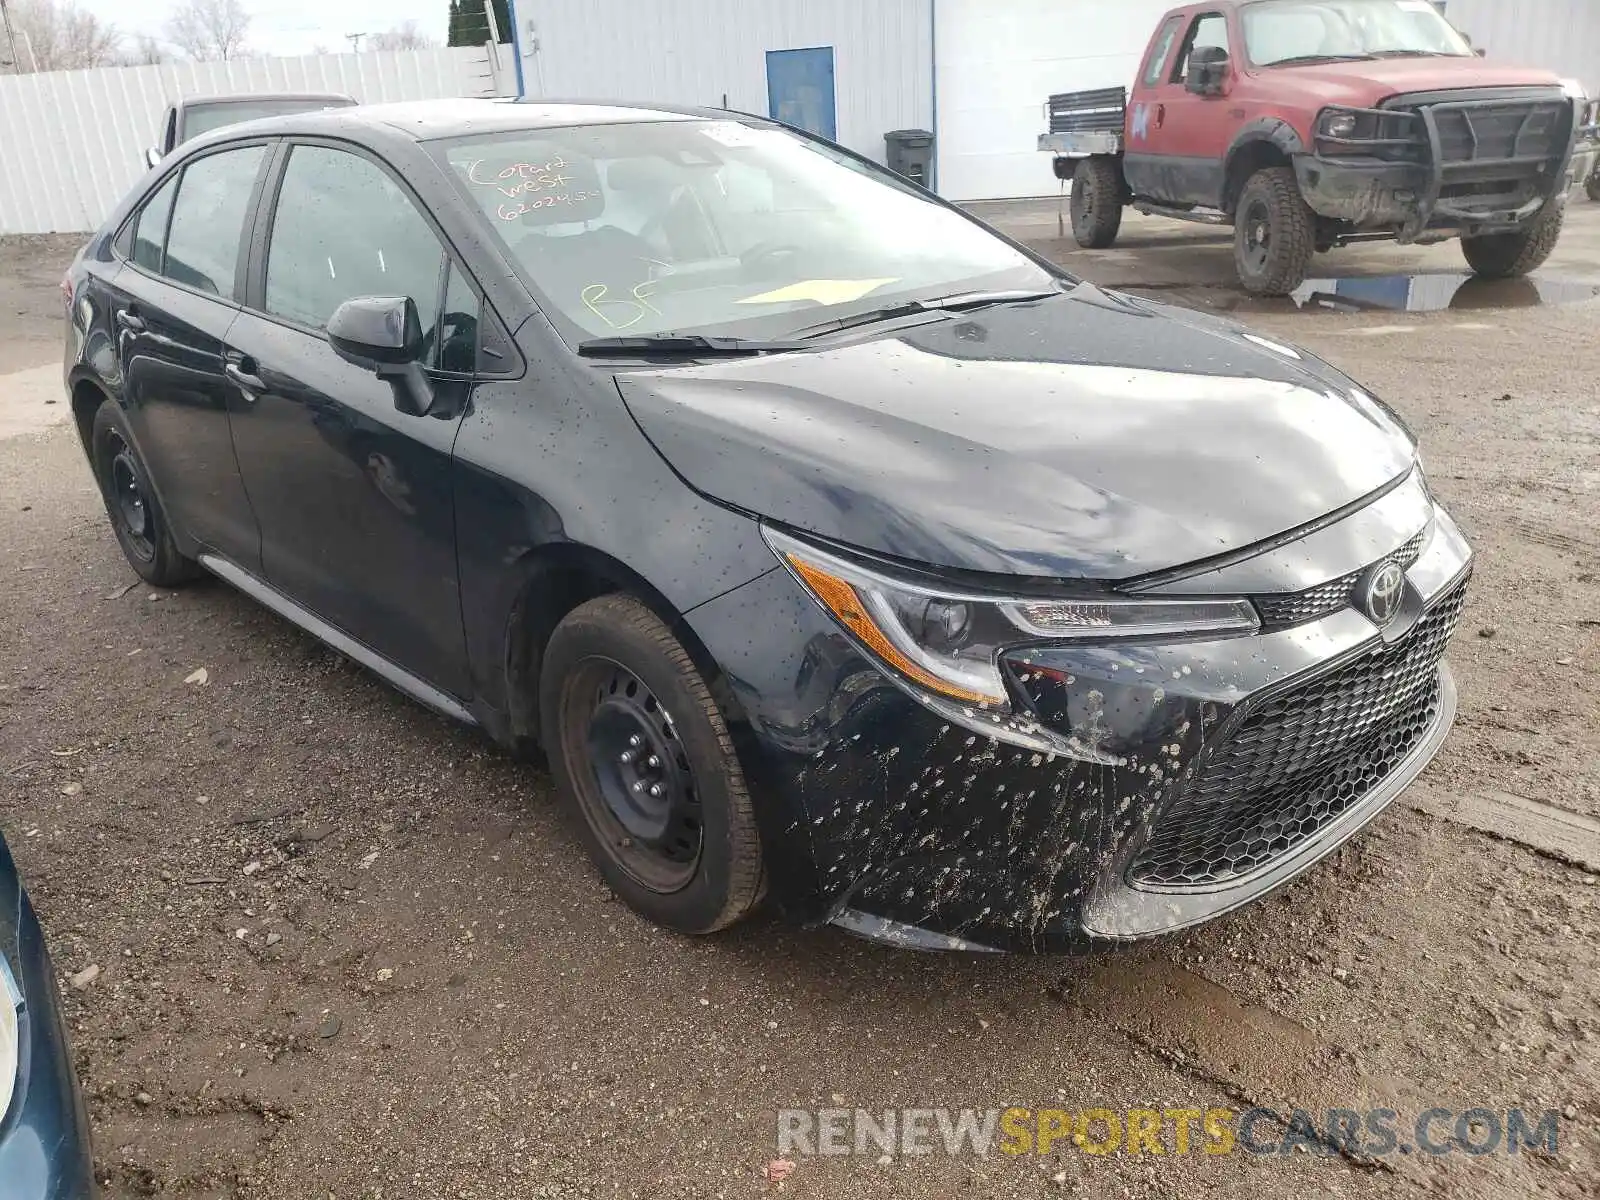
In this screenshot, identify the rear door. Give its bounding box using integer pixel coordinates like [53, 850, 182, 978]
[1126, 10, 1235, 207]
[105, 142, 272, 570]
[222, 140, 475, 695]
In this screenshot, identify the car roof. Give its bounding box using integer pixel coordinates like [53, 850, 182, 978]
[217, 97, 724, 142]
[179, 91, 355, 109]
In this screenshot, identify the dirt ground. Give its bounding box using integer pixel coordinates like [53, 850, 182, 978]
[1, 202, 1597, 1199]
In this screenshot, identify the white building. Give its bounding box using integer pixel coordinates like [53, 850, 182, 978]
[506, 0, 1600, 203]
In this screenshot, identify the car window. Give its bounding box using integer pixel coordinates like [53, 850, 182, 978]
[1173, 13, 1231, 82]
[129, 173, 178, 273]
[1143, 17, 1186, 85]
[163, 145, 265, 297]
[437, 265, 479, 374]
[183, 97, 352, 142]
[265, 144, 444, 334]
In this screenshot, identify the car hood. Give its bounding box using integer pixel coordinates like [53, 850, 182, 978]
[1260, 57, 1564, 107]
[616, 289, 1417, 581]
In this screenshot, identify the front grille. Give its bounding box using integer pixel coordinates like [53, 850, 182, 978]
[1129, 576, 1468, 890]
[1255, 527, 1429, 631]
[1431, 101, 1568, 165]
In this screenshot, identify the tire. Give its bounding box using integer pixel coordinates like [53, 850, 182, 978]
[539, 594, 764, 934]
[1461, 202, 1565, 278]
[89, 400, 200, 587]
[1586, 169, 1600, 204]
[1070, 156, 1124, 249]
[1233, 166, 1316, 295]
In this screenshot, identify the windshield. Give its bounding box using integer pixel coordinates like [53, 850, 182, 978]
[434, 119, 1059, 342]
[1245, 0, 1471, 65]
[183, 97, 351, 139]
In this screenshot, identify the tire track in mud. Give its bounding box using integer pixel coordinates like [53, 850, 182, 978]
[1407, 782, 1600, 874]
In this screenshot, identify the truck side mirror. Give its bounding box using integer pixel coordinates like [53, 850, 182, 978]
[1187, 46, 1230, 96]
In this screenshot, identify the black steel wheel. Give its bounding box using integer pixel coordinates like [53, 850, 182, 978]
[1233, 166, 1315, 295]
[540, 594, 764, 933]
[89, 400, 200, 586]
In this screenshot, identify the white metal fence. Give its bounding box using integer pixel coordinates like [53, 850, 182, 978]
[0, 46, 510, 235]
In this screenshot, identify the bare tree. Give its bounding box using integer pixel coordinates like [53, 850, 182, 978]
[6, 0, 122, 72]
[368, 21, 436, 52]
[120, 33, 168, 66]
[165, 0, 248, 61]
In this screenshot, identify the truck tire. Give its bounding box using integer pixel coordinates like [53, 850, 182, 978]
[1070, 157, 1123, 249]
[1461, 202, 1565, 278]
[1233, 167, 1315, 295]
[1587, 169, 1600, 203]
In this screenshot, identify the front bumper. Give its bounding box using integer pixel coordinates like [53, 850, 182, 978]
[688, 474, 1472, 952]
[1, 885, 95, 1199]
[1295, 153, 1557, 237]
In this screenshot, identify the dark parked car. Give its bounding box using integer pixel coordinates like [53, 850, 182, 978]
[0, 829, 94, 1197]
[64, 99, 1471, 952]
[145, 92, 355, 167]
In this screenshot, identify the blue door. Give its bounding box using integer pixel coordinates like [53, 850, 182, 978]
[766, 47, 837, 141]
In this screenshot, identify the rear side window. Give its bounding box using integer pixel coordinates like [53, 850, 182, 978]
[1143, 17, 1186, 86]
[163, 144, 266, 297]
[129, 174, 178, 272]
[264, 144, 445, 334]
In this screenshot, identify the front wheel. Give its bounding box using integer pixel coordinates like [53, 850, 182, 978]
[1069, 156, 1124, 249]
[1461, 203, 1565, 278]
[539, 594, 764, 935]
[1233, 166, 1315, 295]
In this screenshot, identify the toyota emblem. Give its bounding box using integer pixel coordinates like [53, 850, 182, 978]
[1362, 560, 1407, 627]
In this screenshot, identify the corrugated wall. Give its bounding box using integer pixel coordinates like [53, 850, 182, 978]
[0, 47, 503, 235]
[518, 0, 932, 165]
[1440, 0, 1600, 92]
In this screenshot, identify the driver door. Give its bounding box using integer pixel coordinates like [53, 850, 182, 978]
[1132, 11, 1237, 208]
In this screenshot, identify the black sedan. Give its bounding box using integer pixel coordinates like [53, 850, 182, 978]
[63, 99, 1471, 952]
[0, 828, 94, 1197]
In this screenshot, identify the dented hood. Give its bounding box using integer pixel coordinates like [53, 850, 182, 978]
[616, 290, 1417, 581]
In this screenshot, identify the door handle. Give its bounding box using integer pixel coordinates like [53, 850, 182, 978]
[1155, 103, 1167, 129]
[224, 360, 265, 398]
[116, 307, 146, 332]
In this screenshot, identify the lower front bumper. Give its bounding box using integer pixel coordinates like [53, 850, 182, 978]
[1295, 153, 1559, 237]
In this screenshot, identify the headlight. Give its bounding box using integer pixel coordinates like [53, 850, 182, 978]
[0, 957, 20, 1125]
[1320, 108, 1362, 139]
[764, 527, 1258, 760]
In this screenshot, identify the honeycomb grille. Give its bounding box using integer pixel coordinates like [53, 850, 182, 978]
[1129, 576, 1468, 890]
[1255, 528, 1429, 631]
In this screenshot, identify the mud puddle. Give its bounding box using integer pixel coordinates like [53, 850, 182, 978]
[1250, 272, 1600, 314]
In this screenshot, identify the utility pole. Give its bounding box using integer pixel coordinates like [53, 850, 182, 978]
[345, 32, 365, 53]
[0, 0, 22, 75]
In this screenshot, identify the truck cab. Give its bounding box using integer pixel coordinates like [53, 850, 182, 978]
[1041, 0, 1597, 294]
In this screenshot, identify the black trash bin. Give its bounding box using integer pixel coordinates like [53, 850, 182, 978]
[884, 129, 935, 188]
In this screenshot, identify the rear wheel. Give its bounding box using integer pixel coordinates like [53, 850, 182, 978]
[89, 401, 199, 586]
[1461, 202, 1565, 278]
[1586, 166, 1600, 203]
[1233, 166, 1315, 295]
[1070, 156, 1124, 249]
[539, 594, 764, 934]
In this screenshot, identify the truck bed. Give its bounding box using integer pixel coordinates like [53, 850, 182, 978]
[1038, 86, 1125, 157]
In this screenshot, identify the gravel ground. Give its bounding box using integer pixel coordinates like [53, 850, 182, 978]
[1, 207, 1597, 1199]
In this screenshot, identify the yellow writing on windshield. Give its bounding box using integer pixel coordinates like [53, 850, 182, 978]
[737, 279, 899, 306]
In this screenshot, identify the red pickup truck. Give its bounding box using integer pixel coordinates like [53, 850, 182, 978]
[1039, 0, 1599, 294]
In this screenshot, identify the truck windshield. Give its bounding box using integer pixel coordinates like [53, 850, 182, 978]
[1245, 0, 1472, 66]
[434, 119, 1058, 343]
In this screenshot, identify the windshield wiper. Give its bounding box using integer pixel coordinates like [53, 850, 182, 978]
[789, 288, 1063, 340]
[1266, 53, 1379, 66]
[1367, 49, 1458, 57]
[577, 334, 810, 357]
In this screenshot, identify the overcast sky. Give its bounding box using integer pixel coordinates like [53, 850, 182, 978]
[78, 0, 455, 58]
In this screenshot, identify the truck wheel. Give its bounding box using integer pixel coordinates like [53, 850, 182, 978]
[1233, 167, 1315, 295]
[1586, 170, 1600, 203]
[1070, 157, 1123, 249]
[1461, 202, 1565, 278]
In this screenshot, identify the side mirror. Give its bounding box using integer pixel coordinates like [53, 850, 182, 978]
[1187, 46, 1229, 95]
[328, 296, 435, 416]
[1474, 47, 1487, 57]
[145, 147, 161, 169]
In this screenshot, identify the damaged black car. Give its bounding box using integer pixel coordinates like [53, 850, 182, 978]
[64, 99, 1471, 952]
